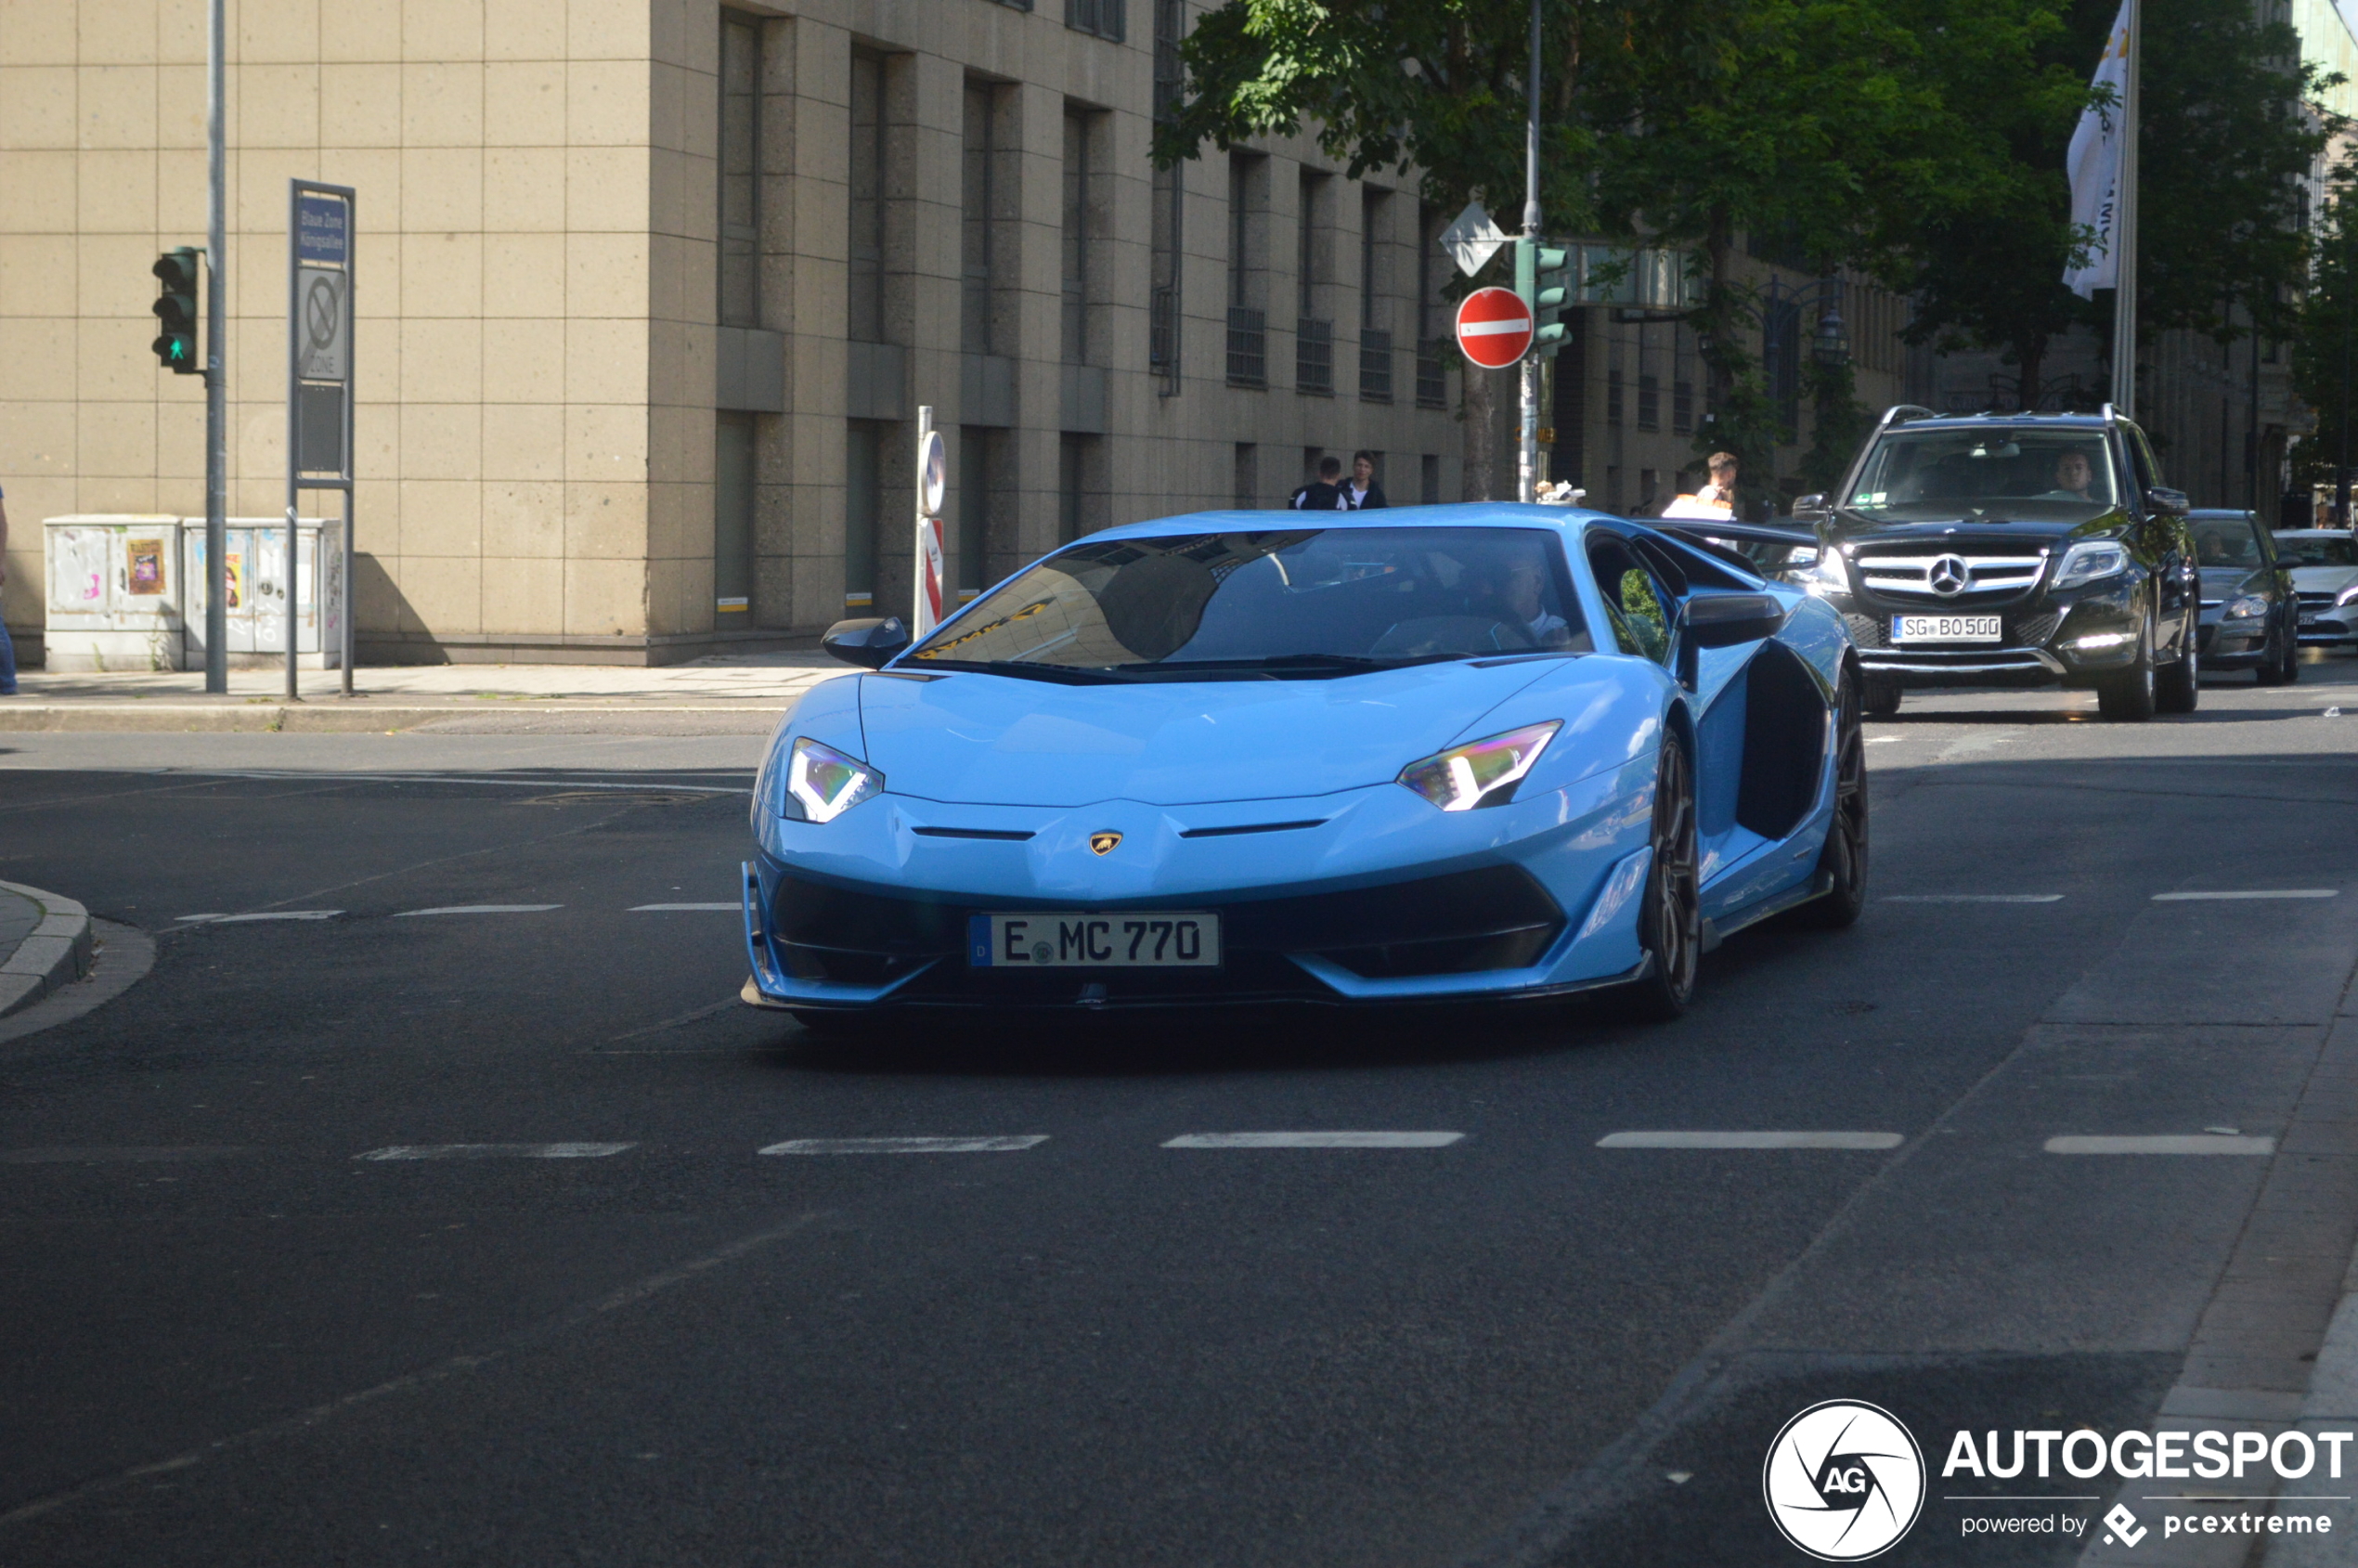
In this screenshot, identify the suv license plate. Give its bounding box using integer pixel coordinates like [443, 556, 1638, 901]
[970, 913, 1222, 968]
[1892, 615, 2001, 644]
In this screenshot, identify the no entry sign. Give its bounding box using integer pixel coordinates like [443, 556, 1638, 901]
[1456, 286, 1535, 369]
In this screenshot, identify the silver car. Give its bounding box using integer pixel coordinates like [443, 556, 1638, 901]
[2274, 530, 2358, 647]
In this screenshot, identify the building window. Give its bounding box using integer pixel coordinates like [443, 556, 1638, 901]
[1637, 372, 1659, 433]
[1068, 0, 1125, 40]
[717, 11, 761, 327]
[1062, 108, 1095, 366]
[1234, 443, 1257, 509]
[848, 48, 886, 344]
[845, 421, 883, 609]
[962, 80, 1009, 357]
[1607, 361, 1624, 426]
[1059, 434, 1104, 541]
[716, 412, 757, 618]
[1226, 153, 1265, 387]
[958, 426, 1012, 595]
[1416, 201, 1447, 408]
[1148, 0, 1185, 392]
[1297, 170, 1332, 395]
[1358, 188, 1392, 403]
[1421, 453, 1440, 505]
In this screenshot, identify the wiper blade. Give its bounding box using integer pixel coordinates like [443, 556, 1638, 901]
[900, 657, 1143, 685]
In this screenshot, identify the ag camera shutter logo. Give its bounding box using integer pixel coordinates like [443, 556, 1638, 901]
[1763, 1400, 1926, 1561]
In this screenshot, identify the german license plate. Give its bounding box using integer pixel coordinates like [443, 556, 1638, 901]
[969, 913, 1222, 968]
[1891, 614, 2001, 643]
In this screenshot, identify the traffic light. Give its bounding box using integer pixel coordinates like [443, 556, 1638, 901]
[151, 247, 201, 374]
[1532, 244, 1573, 357]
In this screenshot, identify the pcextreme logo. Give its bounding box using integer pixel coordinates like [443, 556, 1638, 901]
[1763, 1400, 1927, 1561]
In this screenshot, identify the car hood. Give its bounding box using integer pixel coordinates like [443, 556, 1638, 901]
[2198, 565, 2270, 598]
[2289, 564, 2358, 593]
[855, 661, 1571, 807]
[1825, 513, 2115, 550]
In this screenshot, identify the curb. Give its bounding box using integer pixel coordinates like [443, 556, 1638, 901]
[0, 704, 786, 734]
[0, 880, 96, 1017]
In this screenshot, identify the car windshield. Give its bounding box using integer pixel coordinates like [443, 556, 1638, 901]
[1845, 429, 2120, 524]
[2277, 534, 2358, 567]
[2191, 517, 2263, 568]
[906, 526, 1591, 679]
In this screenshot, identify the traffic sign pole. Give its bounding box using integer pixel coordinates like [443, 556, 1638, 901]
[1518, 0, 1542, 504]
[203, 0, 227, 693]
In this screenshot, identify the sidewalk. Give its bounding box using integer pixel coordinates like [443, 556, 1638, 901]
[0, 880, 94, 1017]
[0, 651, 847, 733]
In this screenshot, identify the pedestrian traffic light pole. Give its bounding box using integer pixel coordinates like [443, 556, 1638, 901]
[2112, 0, 2140, 421]
[1517, 0, 1543, 503]
[203, 0, 227, 693]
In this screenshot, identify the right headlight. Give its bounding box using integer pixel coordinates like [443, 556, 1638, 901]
[1806, 549, 1849, 597]
[783, 736, 885, 823]
[2052, 541, 2130, 590]
[1397, 722, 1562, 812]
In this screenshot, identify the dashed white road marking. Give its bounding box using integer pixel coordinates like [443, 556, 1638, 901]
[0, 1147, 246, 1164]
[1882, 894, 2064, 904]
[1597, 1131, 1904, 1150]
[2151, 889, 2338, 901]
[758, 1135, 1047, 1155]
[1865, 736, 1901, 745]
[355, 1142, 635, 1160]
[2045, 1134, 2275, 1155]
[177, 910, 343, 923]
[629, 903, 739, 912]
[392, 904, 564, 917]
[1161, 1131, 1465, 1148]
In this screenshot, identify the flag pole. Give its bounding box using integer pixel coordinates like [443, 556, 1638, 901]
[2113, 0, 2139, 419]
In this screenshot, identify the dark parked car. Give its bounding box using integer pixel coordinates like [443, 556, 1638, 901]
[1794, 406, 2199, 721]
[2187, 510, 2298, 683]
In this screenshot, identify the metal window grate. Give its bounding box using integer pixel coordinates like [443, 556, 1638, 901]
[1067, 0, 1125, 40]
[1297, 317, 1333, 395]
[1638, 373, 1659, 432]
[1358, 329, 1393, 403]
[1151, 285, 1178, 387]
[1226, 306, 1266, 387]
[1416, 340, 1448, 408]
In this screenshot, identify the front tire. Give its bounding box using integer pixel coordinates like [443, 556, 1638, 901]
[2097, 612, 2157, 721]
[1611, 732, 1701, 1022]
[2156, 610, 2199, 714]
[1796, 668, 1869, 929]
[2257, 621, 2299, 685]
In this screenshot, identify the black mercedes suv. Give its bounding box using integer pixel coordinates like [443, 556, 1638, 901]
[1794, 406, 2200, 721]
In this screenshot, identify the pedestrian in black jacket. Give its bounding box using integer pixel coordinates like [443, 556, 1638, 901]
[1341, 451, 1387, 510]
[1289, 456, 1348, 511]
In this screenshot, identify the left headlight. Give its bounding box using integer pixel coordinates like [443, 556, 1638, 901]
[1806, 548, 1848, 597]
[1397, 721, 1562, 812]
[784, 736, 885, 823]
[2053, 540, 2130, 590]
[2223, 594, 2269, 620]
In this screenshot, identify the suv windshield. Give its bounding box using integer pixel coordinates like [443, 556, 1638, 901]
[2277, 534, 2358, 568]
[1845, 428, 2120, 524]
[2191, 517, 2263, 568]
[907, 526, 1590, 679]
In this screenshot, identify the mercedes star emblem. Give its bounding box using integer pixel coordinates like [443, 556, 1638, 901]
[1928, 555, 1970, 596]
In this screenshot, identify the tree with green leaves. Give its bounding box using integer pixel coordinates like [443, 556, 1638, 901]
[1158, 0, 2082, 508]
[2291, 178, 2358, 509]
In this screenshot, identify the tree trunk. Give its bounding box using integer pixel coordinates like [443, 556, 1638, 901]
[2015, 336, 2046, 410]
[1463, 366, 1496, 499]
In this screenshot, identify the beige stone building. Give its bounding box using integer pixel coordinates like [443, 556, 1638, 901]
[0, 0, 1469, 666]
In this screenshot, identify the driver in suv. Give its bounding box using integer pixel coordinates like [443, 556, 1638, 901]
[1794, 407, 2199, 721]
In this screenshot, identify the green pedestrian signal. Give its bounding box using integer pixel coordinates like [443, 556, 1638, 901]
[1532, 245, 1573, 357]
[151, 247, 201, 374]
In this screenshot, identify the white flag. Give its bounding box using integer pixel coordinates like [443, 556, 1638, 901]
[2065, 1, 2132, 298]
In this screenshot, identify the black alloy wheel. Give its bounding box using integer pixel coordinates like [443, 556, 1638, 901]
[1613, 733, 1702, 1021]
[1862, 675, 1902, 717]
[2156, 607, 2199, 714]
[1796, 668, 1869, 929]
[2097, 608, 2157, 721]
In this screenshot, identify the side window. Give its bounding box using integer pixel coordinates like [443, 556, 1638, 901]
[2118, 424, 2161, 503]
[1587, 535, 1674, 666]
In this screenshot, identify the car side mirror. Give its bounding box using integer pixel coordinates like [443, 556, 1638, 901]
[2146, 486, 2191, 518]
[1674, 591, 1788, 690]
[1792, 492, 1829, 520]
[1681, 591, 1788, 649]
[823, 616, 911, 669]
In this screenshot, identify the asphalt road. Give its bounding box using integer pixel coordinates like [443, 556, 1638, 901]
[1, 660, 2355, 1568]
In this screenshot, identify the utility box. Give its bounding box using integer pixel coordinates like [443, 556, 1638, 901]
[41, 517, 188, 672]
[182, 518, 344, 670]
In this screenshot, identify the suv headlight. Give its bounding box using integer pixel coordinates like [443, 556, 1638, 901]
[2223, 594, 2268, 620]
[1807, 549, 1849, 597]
[1398, 722, 1561, 812]
[2053, 541, 2129, 590]
[2337, 583, 2358, 607]
[784, 736, 885, 823]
